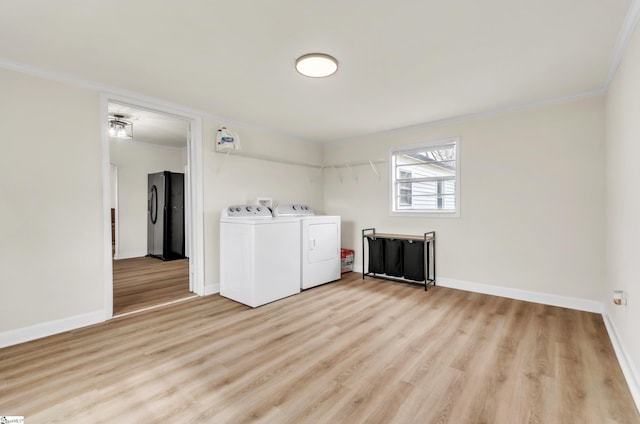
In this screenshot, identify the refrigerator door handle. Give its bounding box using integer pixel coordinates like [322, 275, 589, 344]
[150, 185, 158, 224]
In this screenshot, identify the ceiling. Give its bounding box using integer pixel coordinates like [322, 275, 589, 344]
[108, 103, 189, 148]
[0, 1, 634, 143]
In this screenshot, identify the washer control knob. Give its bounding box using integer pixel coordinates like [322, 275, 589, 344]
[245, 206, 252, 212]
[235, 207, 241, 212]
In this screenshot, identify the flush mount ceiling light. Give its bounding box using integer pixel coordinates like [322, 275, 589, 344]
[295, 53, 338, 78]
[109, 114, 133, 139]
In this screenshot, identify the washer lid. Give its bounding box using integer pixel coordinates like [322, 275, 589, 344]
[273, 204, 315, 217]
[222, 205, 273, 219]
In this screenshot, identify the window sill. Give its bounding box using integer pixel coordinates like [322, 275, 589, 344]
[390, 209, 460, 218]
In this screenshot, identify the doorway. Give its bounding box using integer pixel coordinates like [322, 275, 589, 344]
[112, 256, 192, 315]
[101, 94, 204, 318]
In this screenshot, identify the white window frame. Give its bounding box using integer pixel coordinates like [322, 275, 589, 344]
[389, 137, 460, 217]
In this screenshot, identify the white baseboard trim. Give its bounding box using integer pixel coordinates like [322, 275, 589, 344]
[354, 262, 604, 313]
[204, 283, 220, 296]
[602, 311, 640, 411]
[113, 251, 148, 260]
[437, 277, 603, 313]
[0, 310, 104, 349]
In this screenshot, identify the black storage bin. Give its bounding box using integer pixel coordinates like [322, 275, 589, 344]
[403, 240, 425, 281]
[367, 237, 385, 274]
[384, 239, 403, 277]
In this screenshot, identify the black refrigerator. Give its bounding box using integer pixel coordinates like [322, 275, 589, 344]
[147, 171, 185, 261]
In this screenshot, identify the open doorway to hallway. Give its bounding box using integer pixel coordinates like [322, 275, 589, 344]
[112, 256, 194, 315]
[108, 102, 195, 316]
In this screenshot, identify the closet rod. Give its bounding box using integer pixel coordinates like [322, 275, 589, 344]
[214, 150, 322, 168]
[215, 150, 387, 170]
[323, 159, 387, 169]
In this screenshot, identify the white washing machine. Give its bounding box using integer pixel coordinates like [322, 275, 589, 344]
[220, 205, 301, 307]
[273, 204, 341, 290]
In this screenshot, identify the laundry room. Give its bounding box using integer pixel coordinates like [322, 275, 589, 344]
[2, 1, 640, 420]
[201, 118, 326, 295]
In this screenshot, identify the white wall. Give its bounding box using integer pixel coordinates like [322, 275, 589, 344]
[324, 96, 605, 303]
[201, 120, 324, 293]
[605, 21, 640, 403]
[109, 141, 187, 259]
[0, 66, 322, 341]
[0, 68, 104, 332]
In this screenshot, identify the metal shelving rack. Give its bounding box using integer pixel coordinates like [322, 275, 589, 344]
[362, 228, 436, 291]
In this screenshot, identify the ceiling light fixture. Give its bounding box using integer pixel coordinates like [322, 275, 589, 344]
[295, 53, 338, 78]
[109, 114, 133, 139]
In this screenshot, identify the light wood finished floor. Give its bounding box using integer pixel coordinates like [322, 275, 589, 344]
[2, 273, 638, 423]
[113, 256, 193, 316]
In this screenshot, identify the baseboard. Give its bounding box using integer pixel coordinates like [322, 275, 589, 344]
[602, 311, 640, 411]
[0, 310, 104, 349]
[204, 283, 220, 296]
[437, 277, 603, 313]
[113, 251, 148, 260]
[354, 261, 604, 313]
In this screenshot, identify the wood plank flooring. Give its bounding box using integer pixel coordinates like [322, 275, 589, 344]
[1, 273, 638, 423]
[112, 256, 193, 316]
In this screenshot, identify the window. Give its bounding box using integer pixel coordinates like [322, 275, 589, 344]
[390, 138, 459, 216]
[398, 170, 413, 206]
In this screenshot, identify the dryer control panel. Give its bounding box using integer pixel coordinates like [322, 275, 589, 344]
[273, 204, 315, 217]
[223, 205, 272, 218]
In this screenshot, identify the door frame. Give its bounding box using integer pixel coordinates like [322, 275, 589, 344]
[100, 93, 205, 319]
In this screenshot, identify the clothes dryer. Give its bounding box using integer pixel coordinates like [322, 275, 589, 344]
[273, 204, 341, 289]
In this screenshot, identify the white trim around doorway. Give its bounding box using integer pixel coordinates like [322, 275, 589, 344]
[100, 93, 205, 319]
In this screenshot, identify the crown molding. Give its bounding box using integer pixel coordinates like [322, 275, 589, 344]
[0, 57, 318, 145]
[328, 88, 605, 145]
[603, 0, 640, 90]
[3, 0, 636, 152]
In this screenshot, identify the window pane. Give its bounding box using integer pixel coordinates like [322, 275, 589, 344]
[395, 144, 456, 162]
[395, 158, 456, 180]
[395, 193, 456, 210]
[398, 170, 412, 205]
[391, 139, 458, 214]
[442, 180, 455, 194]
